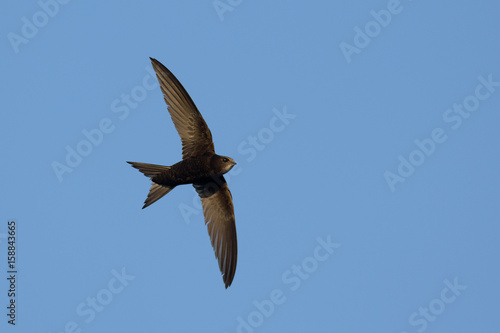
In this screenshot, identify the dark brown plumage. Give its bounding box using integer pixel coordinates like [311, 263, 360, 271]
[127, 58, 238, 288]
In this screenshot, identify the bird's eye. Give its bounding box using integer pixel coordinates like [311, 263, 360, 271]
[222, 158, 229, 163]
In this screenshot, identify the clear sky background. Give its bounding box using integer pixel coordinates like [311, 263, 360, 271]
[1, 1, 499, 332]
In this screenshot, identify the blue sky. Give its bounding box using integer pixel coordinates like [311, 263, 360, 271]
[1, 1, 500, 332]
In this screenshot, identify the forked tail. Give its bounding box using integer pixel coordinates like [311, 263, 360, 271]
[127, 161, 175, 208]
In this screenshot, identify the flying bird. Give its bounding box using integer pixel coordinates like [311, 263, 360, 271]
[127, 58, 238, 288]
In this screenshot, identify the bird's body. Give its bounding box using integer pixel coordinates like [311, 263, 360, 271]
[127, 58, 238, 288]
[153, 154, 234, 187]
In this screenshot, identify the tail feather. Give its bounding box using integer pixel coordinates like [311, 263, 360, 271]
[143, 183, 173, 208]
[127, 161, 175, 208]
[127, 161, 171, 177]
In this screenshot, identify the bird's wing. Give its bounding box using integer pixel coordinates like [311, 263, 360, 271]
[195, 177, 237, 288]
[150, 58, 215, 159]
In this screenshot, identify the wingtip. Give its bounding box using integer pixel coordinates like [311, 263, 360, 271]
[224, 276, 234, 289]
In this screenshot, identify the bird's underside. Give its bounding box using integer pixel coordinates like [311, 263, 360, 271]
[127, 58, 238, 288]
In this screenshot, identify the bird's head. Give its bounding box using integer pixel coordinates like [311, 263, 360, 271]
[212, 155, 237, 174]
